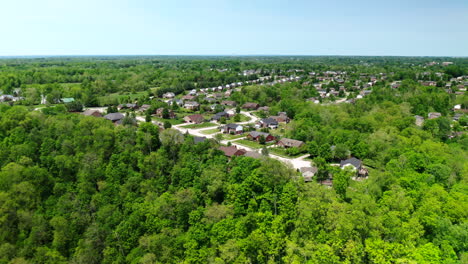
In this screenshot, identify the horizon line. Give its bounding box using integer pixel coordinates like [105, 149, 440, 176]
[0, 54, 467, 58]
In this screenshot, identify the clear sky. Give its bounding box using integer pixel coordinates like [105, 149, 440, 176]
[1, 0, 467, 56]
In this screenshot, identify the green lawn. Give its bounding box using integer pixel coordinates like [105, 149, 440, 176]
[180, 122, 218, 129]
[234, 139, 264, 149]
[269, 147, 306, 158]
[200, 128, 220, 135]
[239, 114, 251, 122]
[222, 133, 246, 140]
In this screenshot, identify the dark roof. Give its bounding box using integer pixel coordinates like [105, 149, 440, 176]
[225, 123, 240, 129]
[340, 157, 362, 169]
[278, 138, 304, 148]
[104, 113, 125, 121]
[249, 131, 271, 138]
[212, 111, 229, 120]
[261, 117, 278, 125]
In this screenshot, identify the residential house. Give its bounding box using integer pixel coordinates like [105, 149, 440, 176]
[300, 167, 318, 182]
[218, 146, 247, 157]
[167, 99, 183, 107]
[212, 111, 230, 121]
[204, 97, 217, 104]
[104, 113, 125, 123]
[82, 109, 102, 117]
[256, 117, 279, 129]
[118, 103, 138, 110]
[258, 106, 270, 112]
[221, 100, 237, 107]
[138, 104, 151, 113]
[214, 93, 224, 100]
[222, 123, 243, 134]
[184, 101, 200, 110]
[182, 95, 196, 101]
[428, 112, 442, 119]
[247, 131, 275, 142]
[155, 108, 176, 119]
[277, 138, 305, 148]
[340, 157, 368, 176]
[163, 92, 175, 99]
[242, 102, 260, 110]
[271, 112, 290, 123]
[184, 114, 204, 124]
[414, 115, 424, 126]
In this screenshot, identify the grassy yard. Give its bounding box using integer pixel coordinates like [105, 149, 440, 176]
[234, 139, 264, 149]
[239, 114, 251, 122]
[222, 133, 246, 140]
[269, 147, 306, 158]
[180, 122, 218, 129]
[200, 128, 220, 135]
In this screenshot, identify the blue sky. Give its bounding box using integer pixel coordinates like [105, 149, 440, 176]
[1, 0, 467, 56]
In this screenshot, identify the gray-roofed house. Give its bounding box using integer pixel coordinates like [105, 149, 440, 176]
[340, 157, 362, 171]
[256, 117, 279, 129]
[212, 111, 230, 121]
[184, 101, 200, 110]
[428, 112, 442, 119]
[82, 109, 103, 117]
[300, 167, 318, 182]
[222, 123, 243, 134]
[277, 138, 305, 148]
[414, 115, 424, 126]
[104, 113, 125, 123]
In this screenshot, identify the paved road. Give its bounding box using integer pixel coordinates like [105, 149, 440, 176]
[166, 111, 311, 170]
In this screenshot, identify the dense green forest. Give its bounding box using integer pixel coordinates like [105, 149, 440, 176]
[0, 56, 467, 263]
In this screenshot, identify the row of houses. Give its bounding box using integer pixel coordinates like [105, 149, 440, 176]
[300, 157, 368, 183]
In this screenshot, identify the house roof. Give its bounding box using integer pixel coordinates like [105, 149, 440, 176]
[184, 101, 200, 106]
[225, 123, 242, 129]
[242, 102, 259, 108]
[249, 131, 271, 138]
[278, 138, 304, 148]
[219, 146, 246, 157]
[300, 167, 318, 174]
[340, 157, 362, 169]
[261, 117, 278, 125]
[82, 109, 102, 116]
[104, 113, 125, 121]
[185, 114, 204, 123]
